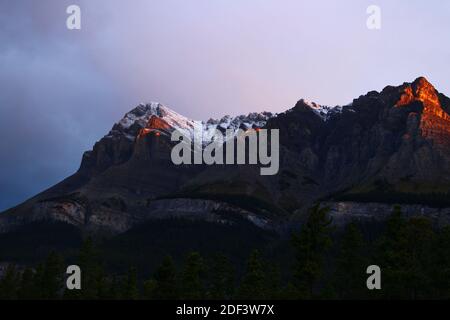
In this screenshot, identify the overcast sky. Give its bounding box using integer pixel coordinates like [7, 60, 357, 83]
[1, 0, 449, 211]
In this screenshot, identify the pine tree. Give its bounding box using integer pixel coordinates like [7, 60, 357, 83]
[431, 226, 450, 298]
[17, 267, 36, 300]
[95, 266, 111, 299]
[208, 254, 234, 299]
[377, 206, 435, 299]
[77, 238, 103, 299]
[333, 222, 367, 299]
[122, 267, 139, 300]
[153, 255, 178, 299]
[142, 278, 157, 299]
[0, 264, 19, 300]
[400, 217, 434, 299]
[180, 252, 206, 299]
[375, 205, 407, 298]
[107, 275, 121, 300]
[292, 205, 333, 298]
[264, 262, 282, 299]
[32, 263, 45, 299]
[41, 252, 64, 299]
[237, 250, 266, 299]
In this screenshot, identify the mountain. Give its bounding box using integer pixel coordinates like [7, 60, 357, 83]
[1, 76, 450, 237]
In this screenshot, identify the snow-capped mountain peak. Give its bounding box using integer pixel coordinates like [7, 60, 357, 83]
[109, 102, 276, 144]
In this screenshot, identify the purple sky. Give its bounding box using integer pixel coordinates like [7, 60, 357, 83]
[1, 0, 449, 210]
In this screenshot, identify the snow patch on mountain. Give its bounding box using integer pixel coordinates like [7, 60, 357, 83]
[300, 99, 343, 121]
[110, 102, 276, 144]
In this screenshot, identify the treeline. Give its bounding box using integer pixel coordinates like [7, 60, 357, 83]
[1, 205, 450, 300]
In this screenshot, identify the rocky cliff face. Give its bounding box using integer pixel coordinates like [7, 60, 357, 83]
[315, 77, 450, 195]
[323, 201, 450, 227]
[1, 77, 449, 234]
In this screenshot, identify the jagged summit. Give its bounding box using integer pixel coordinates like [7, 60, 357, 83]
[412, 76, 435, 90]
[107, 77, 449, 146]
[396, 76, 440, 108]
[292, 99, 343, 121]
[109, 102, 276, 143]
[409, 77, 450, 146]
[413, 76, 434, 87]
[117, 102, 195, 131]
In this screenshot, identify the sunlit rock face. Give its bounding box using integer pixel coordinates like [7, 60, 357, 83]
[137, 116, 172, 139]
[396, 77, 450, 147]
[416, 80, 450, 147]
[380, 77, 450, 191]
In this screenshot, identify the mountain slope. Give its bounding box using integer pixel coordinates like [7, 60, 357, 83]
[1, 76, 449, 235]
